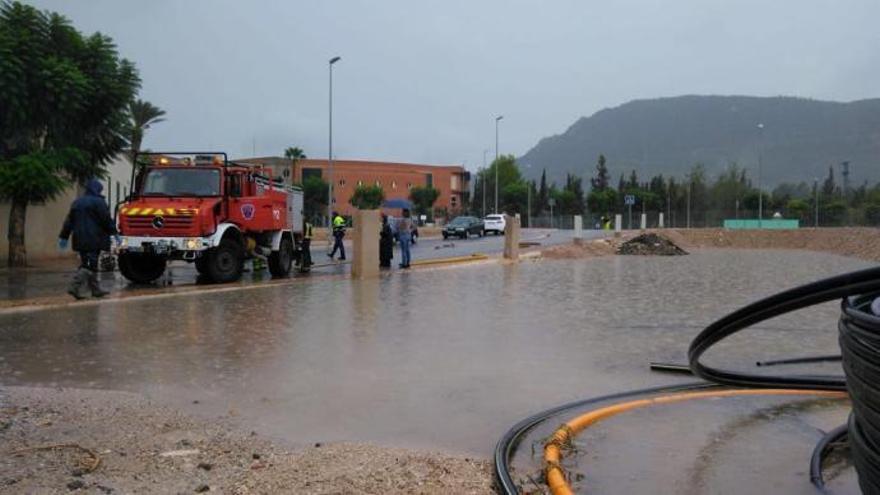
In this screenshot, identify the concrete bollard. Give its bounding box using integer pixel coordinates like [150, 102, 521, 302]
[503, 214, 521, 260]
[351, 209, 380, 279]
[640, 213, 647, 230]
[614, 214, 622, 237]
[659, 212, 665, 228]
[573, 215, 583, 245]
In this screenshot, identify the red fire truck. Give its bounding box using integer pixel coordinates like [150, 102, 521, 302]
[116, 152, 304, 284]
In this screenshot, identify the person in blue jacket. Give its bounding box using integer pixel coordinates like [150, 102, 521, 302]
[59, 178, 119, 299]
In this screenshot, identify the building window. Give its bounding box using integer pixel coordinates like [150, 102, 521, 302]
[339, 179, 346, 187]
[302, 168, 322, 180]
[392, 181, 397, 189]
[451, 195, 458, 207]
[357, 180, 363, 187]
[375, 180, 381, 187]
[425, 173, 433, 187]
[406, 182, 412, 189]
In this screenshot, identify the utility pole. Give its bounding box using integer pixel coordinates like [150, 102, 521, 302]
[327, 56, 341, 229]
[814, 178, 820, 228]
[841, 161, 851, 226]
[686, 181, 692, 229]
[757, 123, 764, 228]
[482, 150, 487, 218]
[495, 115, 503, 213]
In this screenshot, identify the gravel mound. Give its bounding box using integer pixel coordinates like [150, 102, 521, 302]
[0, 386, 493, 494]
[617, 233, 688, 256]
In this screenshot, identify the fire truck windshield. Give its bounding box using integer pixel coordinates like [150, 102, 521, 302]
[141, 167, 221, 197]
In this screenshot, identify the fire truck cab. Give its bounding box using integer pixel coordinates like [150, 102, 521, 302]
[117, 152, 304, 284]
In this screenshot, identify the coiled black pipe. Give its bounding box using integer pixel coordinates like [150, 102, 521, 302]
[495, 266, 880, 494]
[493, 382, 715, 494]
[809, 422, 847, 489]
[840, 294, 880, 494]
[688, 266, 880, 391]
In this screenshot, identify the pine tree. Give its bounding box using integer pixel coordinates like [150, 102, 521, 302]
[590, 154, 610, 191]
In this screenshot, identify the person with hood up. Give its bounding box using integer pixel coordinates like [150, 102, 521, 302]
[59, 178, 120, 299]
[379, 214, 393, 268]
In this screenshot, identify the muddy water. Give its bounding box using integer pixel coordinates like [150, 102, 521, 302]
[0, 249, 873, 490]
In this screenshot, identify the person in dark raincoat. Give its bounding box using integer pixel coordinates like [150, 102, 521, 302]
[379, 214, 393, 268]
[59, 178, 119, 299]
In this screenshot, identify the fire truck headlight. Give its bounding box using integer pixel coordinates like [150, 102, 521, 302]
[185, 238, 199, 250]
[120, 237, 128, 248]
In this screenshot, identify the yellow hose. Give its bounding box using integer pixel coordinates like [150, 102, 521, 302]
[543, 388, 848, 495]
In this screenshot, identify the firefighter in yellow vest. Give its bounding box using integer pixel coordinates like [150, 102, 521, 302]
[328, 211, 346, 260]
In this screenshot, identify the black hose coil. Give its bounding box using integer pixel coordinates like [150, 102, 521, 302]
[840, 294, 880, 495]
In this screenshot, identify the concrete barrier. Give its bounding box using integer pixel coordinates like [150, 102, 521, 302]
[503, 214, 521, 260]
[351, 209, 380, 279]
[573, 215, 584, 245]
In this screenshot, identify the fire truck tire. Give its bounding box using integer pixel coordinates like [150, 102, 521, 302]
[118, 252, 166, 284]
[269, 235, 294, 277]
[206, 239, 244, 283]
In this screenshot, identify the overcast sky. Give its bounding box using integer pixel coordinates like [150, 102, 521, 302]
[30, 0, 880, 171]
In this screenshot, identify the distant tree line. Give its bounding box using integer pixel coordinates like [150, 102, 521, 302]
[470, 153, 880, 228]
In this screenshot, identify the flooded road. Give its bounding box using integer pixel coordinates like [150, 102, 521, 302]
[0, 228, 585, 301]
[0, 249, 874, 491]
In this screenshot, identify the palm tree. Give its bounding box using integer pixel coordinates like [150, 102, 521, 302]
[127, 99, 166, 163]
[284, 146, 306, 162]
[283, 146, 306, 181]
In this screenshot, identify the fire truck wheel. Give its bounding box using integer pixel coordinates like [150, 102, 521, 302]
[118, 252, 166, 284]
[269, 236, 294, 277]
[206, 239, 244, 283]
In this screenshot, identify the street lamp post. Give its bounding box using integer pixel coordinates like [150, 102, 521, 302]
[327, 56, 341, 229]
[814, 178, 820, 228]
[757, 123, 764, 228]
[482, 149, 488, 218]
[495, 115, 503, 213]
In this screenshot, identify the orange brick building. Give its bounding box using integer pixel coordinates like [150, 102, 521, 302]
[236, 157, 470, 217]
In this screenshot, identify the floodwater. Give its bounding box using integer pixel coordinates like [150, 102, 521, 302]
[0, 249, 874, 493]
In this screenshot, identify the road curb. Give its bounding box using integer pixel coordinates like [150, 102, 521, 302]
[411, 253, 489, 267]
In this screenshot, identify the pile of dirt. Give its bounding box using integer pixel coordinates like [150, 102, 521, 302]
[0, 386, 493, 494]
[541, 237, 619, 259]
[671, 227, 880, 262]
[617, 233, 688, 256]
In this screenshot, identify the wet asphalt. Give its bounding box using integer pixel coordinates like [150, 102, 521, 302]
[0, 246, 871, 493]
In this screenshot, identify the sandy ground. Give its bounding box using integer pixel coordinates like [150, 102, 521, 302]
[0, 387, 494, 494]
[539, 227, 880, 262]
[667, 227, 880, 262]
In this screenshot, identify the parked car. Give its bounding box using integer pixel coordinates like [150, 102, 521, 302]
[443, 216, 484, 239]
[483, 214, 506, 235]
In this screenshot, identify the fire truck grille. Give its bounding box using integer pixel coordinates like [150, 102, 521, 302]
[126, 216, 194, 235]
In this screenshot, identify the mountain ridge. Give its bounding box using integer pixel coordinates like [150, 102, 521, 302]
[518, 95, 880, 188]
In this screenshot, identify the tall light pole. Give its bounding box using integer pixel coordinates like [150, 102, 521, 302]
[327, 55, 341, 228]
[482, 149, 488, 217]
[757, 123, 764, 228]
[494, 115, 503, 213]
[814, 177, 820, 228]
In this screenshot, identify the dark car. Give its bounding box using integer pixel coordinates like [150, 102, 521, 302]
[443, 216, 484, 239]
